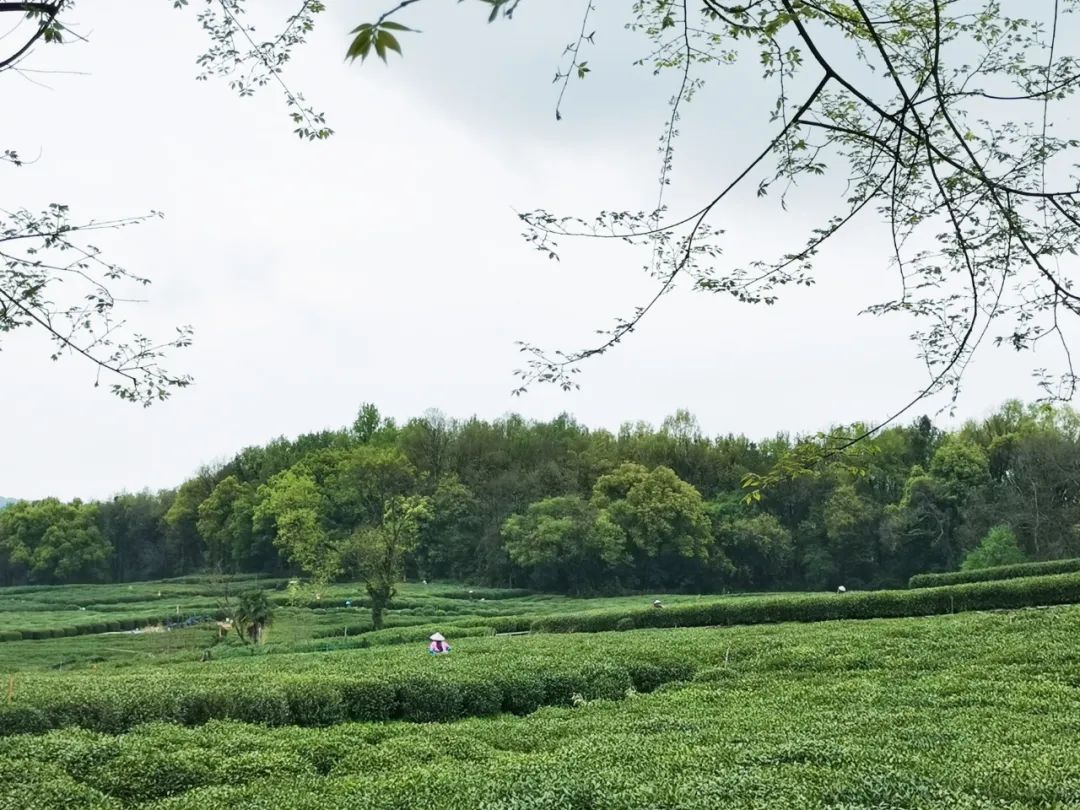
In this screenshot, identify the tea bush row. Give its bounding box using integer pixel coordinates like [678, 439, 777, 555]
[0, 657, 691, 735]
[530, 570, 1080, 633]
[212, 623, 499, 660]
[6, 599, 1078, 738]
[908, 556, 1080, 588]
[2, 605, 1079, 809]
[0, 610, 226, 644]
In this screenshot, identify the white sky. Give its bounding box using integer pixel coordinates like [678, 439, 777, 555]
[0, 0, 1064, 501]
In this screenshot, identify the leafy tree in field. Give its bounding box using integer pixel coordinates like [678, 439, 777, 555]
[593, 463, 713, 589]
[233, 589, 275, 645]
[502, 495, 624, 594]
[962, 525, 1027, 571]
[343, 495, 432, 630]
[253, 449, 418, 604]
[295, 446, 417, 533]
[254, 469, 338, 593]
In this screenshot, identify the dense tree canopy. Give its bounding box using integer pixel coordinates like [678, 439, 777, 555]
[7, 400, 1080, 594]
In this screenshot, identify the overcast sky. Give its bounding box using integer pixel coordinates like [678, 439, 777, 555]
[0, 0, 1062, 501]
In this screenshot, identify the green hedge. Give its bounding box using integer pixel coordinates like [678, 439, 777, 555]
[0, 658, 688, 735]
[908, 557, 1080, 588]
[529, 571, 1080, 633]
[0, 611, 226, 644]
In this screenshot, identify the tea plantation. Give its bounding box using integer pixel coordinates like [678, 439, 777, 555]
[1, 575, 1079, 807]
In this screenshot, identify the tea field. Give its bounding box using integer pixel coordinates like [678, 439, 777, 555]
[2, 575, 1080, 808]
[0, 576, 748, 672]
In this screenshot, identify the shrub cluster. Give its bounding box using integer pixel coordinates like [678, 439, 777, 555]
[0, 656, 690, 735]
[0, 611, 226, 644]
[2, 604, 1079, 809]
[908, 557, 1080, 588]
[530, 571, 1080, 633]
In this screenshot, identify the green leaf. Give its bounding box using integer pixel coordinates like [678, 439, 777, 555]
[380, 31, 403, 57]
[380, 22, 413, 32]
[346, 29, 373, 62]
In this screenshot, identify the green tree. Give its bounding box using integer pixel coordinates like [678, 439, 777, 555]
[593, 463, 712, 589]
[709, 499, 790, 590]
[502, 496, 624, 594]
[308, 446, 417, 533]
[343, 495, 432, 630]
[351, 402, 398, 446]
[196, 476, 256, 571]
[164, 474, 214, 574]
[98, 492, 171, 582]
[822, 483, 879, 587]
[414, 474, 482, 581]
[254, 469, 339, 592]
[0, 499, 110, 584]
[233, 589, 275, 645]
[928, 438, 991, 503]
[962, 526, 1027, 571]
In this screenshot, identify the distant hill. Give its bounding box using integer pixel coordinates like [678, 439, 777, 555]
[0, 497, 16, 510]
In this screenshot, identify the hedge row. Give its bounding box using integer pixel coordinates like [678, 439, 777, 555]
[0, 611, 226, 644]
[529, 570, 1080, 633]
[213, 624, 500, 660]
[0, 658, 692, 735]
[908, 557, 1080, 588]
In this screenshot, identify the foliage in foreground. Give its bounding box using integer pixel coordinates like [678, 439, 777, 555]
[1, 606, 1078, 808]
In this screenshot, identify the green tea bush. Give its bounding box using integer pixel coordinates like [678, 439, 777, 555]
[3, 574, 1080, 736]
[282, 679, 347, 727]
[396, 676, 465, 722]
[91, 749, 216, 803]
[178, 685, 291, 727]
[3, 606, 1080, 808]
[339, 678, 397, 721]
[497, 673, 548, 715]
[359, 623, 497, 647]
[909, 556, 1080, 588]
[455, 678, 503, 717]
[0, 609, 223, 644]
[531, 571, 1080, 633]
